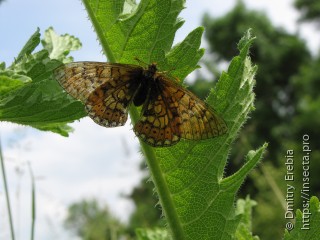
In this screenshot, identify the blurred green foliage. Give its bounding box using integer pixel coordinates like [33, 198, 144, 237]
[294, 0, 320, 22]
[202, 1, 311, 165]
[192, 1, 319, 239]
[64, 199, 127, 240]
[126, 164, 164, 237]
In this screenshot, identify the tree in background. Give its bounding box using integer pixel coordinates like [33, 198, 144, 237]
[293, 0, 320, 180]
[64, 199, 127, 240]
[197, 1, 319, 239]
[294, 0, 320, 21]
[202, 1, 310, 166]
[126, 163, 164, 237]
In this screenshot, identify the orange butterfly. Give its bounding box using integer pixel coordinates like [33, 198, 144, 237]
[54, 62, 227, 147]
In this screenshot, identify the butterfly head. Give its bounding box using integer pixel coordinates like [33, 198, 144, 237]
[144, 63, 158, 79]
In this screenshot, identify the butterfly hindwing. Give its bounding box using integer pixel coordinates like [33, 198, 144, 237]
[133, 74, 227, 147]
[134, 90, 181, 147]
[85, 83, 130, 127]
[160, 76, 228, 141]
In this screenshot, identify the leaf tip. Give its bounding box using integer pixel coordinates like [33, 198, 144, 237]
[237, 28, 256, 52]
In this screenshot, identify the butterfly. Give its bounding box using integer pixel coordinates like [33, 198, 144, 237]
[54, 61, 227, 147]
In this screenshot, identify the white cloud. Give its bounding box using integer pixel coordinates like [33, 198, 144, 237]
[245, 0, 298, 31]
[179, 0, 319, 54]
[1, 118, 143, 239]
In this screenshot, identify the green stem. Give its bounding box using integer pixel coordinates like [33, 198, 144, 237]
[0, 136, 15, 240]
[27, 162, 36, 240]
[81, 0, 116, 62]
[129, 107, 185, 239]
[260, 164, 286, 211]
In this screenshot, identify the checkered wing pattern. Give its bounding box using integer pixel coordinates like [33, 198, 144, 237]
[134, 75, 227, 147]
[54, 62, 141, 127]
[54, 62, 227, 147]
[134, 89, 181, 147]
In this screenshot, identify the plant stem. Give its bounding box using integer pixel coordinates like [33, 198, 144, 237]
[129, 107, 185, 239]
[81, 0, 116, 62]
[260, 164, 286, 211]
[27, 162, 36, 240]
[0, 136, 15, 240]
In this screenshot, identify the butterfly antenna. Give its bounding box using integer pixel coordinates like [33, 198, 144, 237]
[166, 67, 176, 75]
[158, 65, 175, 74]
[134, 57, 148, 67]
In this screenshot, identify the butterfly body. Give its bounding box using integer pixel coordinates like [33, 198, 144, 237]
[54, 62, 227, 147]
[131, 63, 159, 107]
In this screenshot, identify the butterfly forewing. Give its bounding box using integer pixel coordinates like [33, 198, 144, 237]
[54, 62, 143, 127]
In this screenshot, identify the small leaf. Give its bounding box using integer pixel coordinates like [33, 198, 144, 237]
[0, 62, 5, 70]
[0, 75, 25, 95]
[235, 196, 260, 240]
[15, 28, 41, 63]
[284, 196, 320, 240]
[136, 228, 170, 240]
[165, 27, 205, 80]
[41, 27, 82, 63]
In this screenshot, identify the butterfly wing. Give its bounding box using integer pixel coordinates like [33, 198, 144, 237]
[134, 87, 182, 147]
[54, 62, 143, 127]
[134, 73, 227, 147]
[161, 76, 228, 140]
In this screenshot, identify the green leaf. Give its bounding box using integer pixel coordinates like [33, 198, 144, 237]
[83, 0, 190, 66]
[0, 79, 85, 136]
[15, 28, 41, 63]
[284, 196, 320, 240]
[0, 28, 85, 136]
[136, 228, 170, 240]
[235, 196, 260, 240]
[165, 27, 204, 80]
[41, 27, 82, 63]
[82, 1, 266, 239]
[0, 75, 25, 95]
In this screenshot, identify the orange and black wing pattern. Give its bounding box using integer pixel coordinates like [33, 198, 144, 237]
[54, 62, 142, 127]
[54, 62, 227, 147]
[134, 74, 227, 147]
[134, 87, 181, 147]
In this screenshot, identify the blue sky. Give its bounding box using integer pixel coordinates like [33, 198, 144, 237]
[0, 0, 318, 239]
